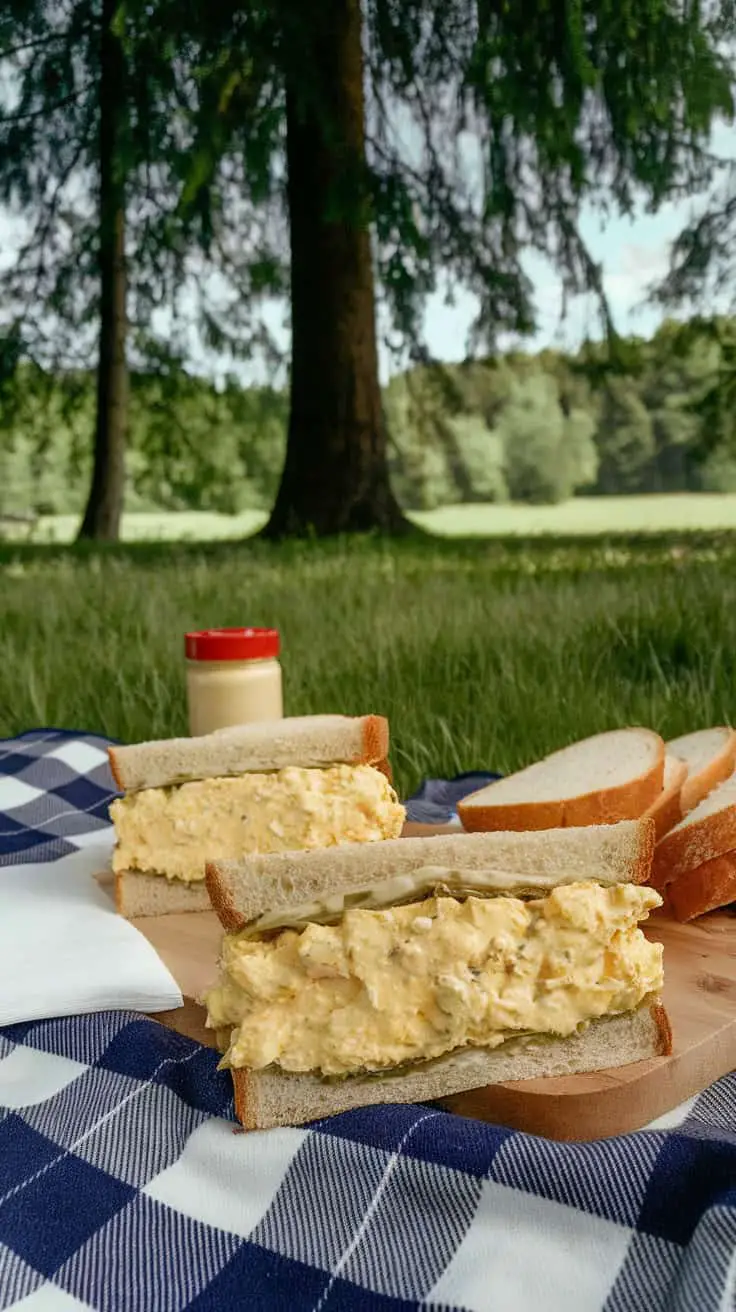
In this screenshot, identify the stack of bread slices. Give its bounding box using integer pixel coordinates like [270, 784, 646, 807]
[458, 726, 736, 922]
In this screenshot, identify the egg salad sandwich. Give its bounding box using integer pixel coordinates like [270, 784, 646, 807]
[108, 715, 405, 918]
[203, 819, 671, 1130]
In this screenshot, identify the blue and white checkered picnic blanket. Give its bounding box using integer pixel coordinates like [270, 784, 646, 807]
[1, 730, 735, 1312]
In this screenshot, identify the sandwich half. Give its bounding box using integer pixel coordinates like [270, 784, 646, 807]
[203, 820, 670, 1130]
[109, 715, 405, 917]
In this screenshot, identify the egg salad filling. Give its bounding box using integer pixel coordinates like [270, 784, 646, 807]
[205, 880, 663, 1077]
[110, 764, 405, 882]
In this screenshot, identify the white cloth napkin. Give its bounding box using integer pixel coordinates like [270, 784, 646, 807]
[0, 838, 183, 1025]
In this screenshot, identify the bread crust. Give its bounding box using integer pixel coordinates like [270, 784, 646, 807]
[652, 805, 736, 891]
[362, 718, 389, 766]
[636, 816, 657, 884]
[108, 748, 124, 792]
[205, 861, 242, 932]
[651, 1001, 673, 1056]
[233, 1066, 255, 1129]
[678, 729, 736, 814]
[458, 733, 665, 833]
[229, 999, 671, 1130]
[667, 851, 736, 922]
[644, 756, 687, 841]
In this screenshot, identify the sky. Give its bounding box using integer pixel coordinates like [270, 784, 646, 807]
[1, 121, 734, 386]
[415, 204, 681, 364]
[415, 119, 736, 372]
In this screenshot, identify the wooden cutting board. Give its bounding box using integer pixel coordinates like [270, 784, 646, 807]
[129, 822, 736, 1141]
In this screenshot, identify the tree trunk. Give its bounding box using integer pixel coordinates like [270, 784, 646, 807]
[262, 0, 408, 538]
[77, 0, 127, 542]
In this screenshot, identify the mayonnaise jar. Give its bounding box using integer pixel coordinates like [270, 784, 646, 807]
[185, 628, 283, 736]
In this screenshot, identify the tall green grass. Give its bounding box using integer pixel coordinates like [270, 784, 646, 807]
[2, 534, 735, 797]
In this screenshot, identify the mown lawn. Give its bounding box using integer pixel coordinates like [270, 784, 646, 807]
[8, 492, 736, 545]
[1, 531, 735, 797]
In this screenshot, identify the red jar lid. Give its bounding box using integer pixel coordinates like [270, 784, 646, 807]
[185, 628, 280, 662]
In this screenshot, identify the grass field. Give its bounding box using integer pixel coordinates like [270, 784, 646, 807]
[2, 530, 736, 797]
[8, 492, 736, 544]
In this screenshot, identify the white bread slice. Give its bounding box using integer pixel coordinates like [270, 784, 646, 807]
[230, 998, 671, 1130]
[652, 772, 736, 890]
[667, 850, 736, 922]
[457, 729, 665, 833]
[643, 754, 688, 841]
[115, 870, 212, 917]
[207, 820, 655, 933]
[108, 715, 389, 793]
[666, 727, 736, 814]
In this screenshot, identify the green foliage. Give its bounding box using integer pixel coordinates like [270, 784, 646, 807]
[594, 380, 656, 495]
[4, 315, 736, 518]
[697, 447, 736, 494]
[384, 317, 736, 509]
[0, 364, 287, 516]
[363, 0, 734, 350]
[3, 0, 735, 540]
[128, 374, 286, 513]
[384, 369, 477, 510]
[139, 0, 735, 356]
[496, 372, 599, 504]
[445, 416, 508, 504]
[674, 318, 736, 468]
[0, 0, 187, 367]
[0, 2, 283, 381]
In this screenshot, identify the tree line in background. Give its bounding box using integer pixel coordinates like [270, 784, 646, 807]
[3, 316, 735, 518]
[0, 1, 734, 538]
